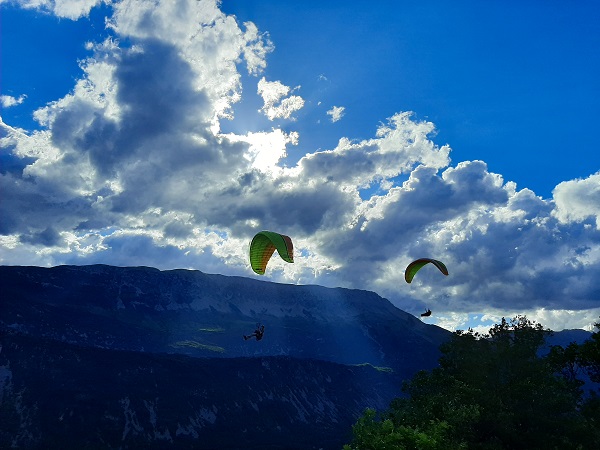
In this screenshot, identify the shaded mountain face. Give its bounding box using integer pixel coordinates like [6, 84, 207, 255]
[0, 265, 451, 449]
[544, 329, 592, 349]
[0, 264, 449, 375]
[0, 332, 400, 450]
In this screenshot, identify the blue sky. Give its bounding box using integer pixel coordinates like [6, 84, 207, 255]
[220, 0, 600, 200]
[1, 0, 600, 333]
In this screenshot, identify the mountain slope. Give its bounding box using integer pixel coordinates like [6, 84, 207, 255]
[0, 264, 450, 375]
[0, 331, 400, 449]
[0, 264, 452, 448]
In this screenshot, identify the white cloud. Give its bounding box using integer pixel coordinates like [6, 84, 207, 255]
[430, 308, 600, 334]
[553, 172, 600, 229]
[257, 77, 305, 120]
[327, 106, 345, 123]
[433, 312, 470, 333]
[1, 94, 27, 108]
[299, 112, 450, 190]
[7, 0, 103, 19]
[225, 128, 299, 174]
[108, 0, 273, 131]
[241, 22, 274, 75]
[527, 308, 600, 332]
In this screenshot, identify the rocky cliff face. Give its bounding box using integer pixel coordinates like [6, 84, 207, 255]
[0, 265, 451, 448]
[0, 332, 401, 449]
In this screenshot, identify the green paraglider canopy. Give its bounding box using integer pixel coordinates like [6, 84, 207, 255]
[405, 258, 448, 283]
[249, 231, 294, 275]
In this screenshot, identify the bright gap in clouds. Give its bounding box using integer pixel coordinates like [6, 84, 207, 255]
[220, 69, 354, 172]
[2, 0, 600, 333]
[218, 71, 271, 135]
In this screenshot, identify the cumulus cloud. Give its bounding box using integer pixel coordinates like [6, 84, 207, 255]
[257, 77, 305, 120]
[7, 0, 103, 19]
[327, 106, 345, 123]
[2, 0, 600, 332]
[1, 94, 27, 108]
[553, 172, 600, 229]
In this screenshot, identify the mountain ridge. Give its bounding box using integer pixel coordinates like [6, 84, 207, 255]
[0, 264, 452, 448]
[0, 264, 450, 371]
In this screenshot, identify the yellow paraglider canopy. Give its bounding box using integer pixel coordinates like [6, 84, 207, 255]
[249, 231, 294, 275]
[405, 258, 448, 283]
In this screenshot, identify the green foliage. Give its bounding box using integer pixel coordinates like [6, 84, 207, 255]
[345, 316, 600, 450]
[548, 318, 600, 384]
[342, 408, 466, 450]
[547, 317, 600, 445]
[170, 340, 225, 353]
[197, 327, 225, 333]
[354, 363, 394, 373]
[579, 319, 600, 383]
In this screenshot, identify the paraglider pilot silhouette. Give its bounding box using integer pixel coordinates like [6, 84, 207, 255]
[405, 258, 449, 319]
[244, 323, 265, 341]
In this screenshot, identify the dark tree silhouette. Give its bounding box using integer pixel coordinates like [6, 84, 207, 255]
[345, 316, 600, 450]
